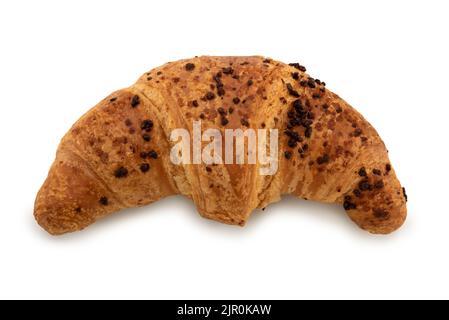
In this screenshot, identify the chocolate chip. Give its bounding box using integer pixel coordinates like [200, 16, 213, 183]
[110, 97, 117, 102]
[99, 196, 109, 206]
[220, 117, 229, 126]
[354, 128, 362, 137]
[199, 113, 205, 119]
[284, 151, 292, 159]
[359, 179, 372, 191]
[141, 120, 153, 132]
[233, 97, 240, 104]
[205, 91, 215, 100]
[307, 79, 316, 88]
[358, 167, 367, 177]
[353, 189, 362, 197]
[373, 208, 390, 220]
[286, 83, 300, 97]
[292, 99, 303, 112]
[217, 87, 225, 96]
[142, 134, 151, 142]
[284, 129, 301, 142]
[291, 72, 299, 80]
[304, 127, 313, 138]
[124, 119, 132, 127]
[289, 63, 307, 72]
[206, 166, 212, 173]
[228, 107, 234, 114]
[317, 154, 330, 165]
[373, 169, 382, 175]
[343, 201, 357, 210]
[374, 180, 384, 189]
[247, 79, 253, 86]
[140, 152, 148, 159]
[192, 100, 199, 107]
[217, 107, 227, 115]
[222, 67, 234, 75]
[241, 118, 249, 127]
[288, 139, 297, 148]
[386, 164, 392, 173]
[114, 167, 128, 178]
[130, 95, 140, 108]
[148, 150, 158, 159]
[335, 105, 343, 113]
[140, 163, 150, 173]
[185, 63, 195, 71]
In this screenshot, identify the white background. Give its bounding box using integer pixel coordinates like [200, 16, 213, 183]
[0, 0, 448, 300]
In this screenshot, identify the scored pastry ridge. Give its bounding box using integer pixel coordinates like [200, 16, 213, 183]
[34, 56, 407, 235]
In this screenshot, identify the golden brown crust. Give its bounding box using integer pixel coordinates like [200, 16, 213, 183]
[34, 56, 407, 235]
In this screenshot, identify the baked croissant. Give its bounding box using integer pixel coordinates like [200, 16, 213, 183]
[34, 56, 407, 235]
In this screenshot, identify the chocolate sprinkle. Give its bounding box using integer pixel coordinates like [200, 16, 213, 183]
[402, 187, 408, 202]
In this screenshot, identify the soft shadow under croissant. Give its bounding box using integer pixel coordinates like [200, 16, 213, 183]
[34, 56, 407, 235]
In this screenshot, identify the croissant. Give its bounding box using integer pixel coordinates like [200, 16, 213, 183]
[34, 56, 407, 235]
